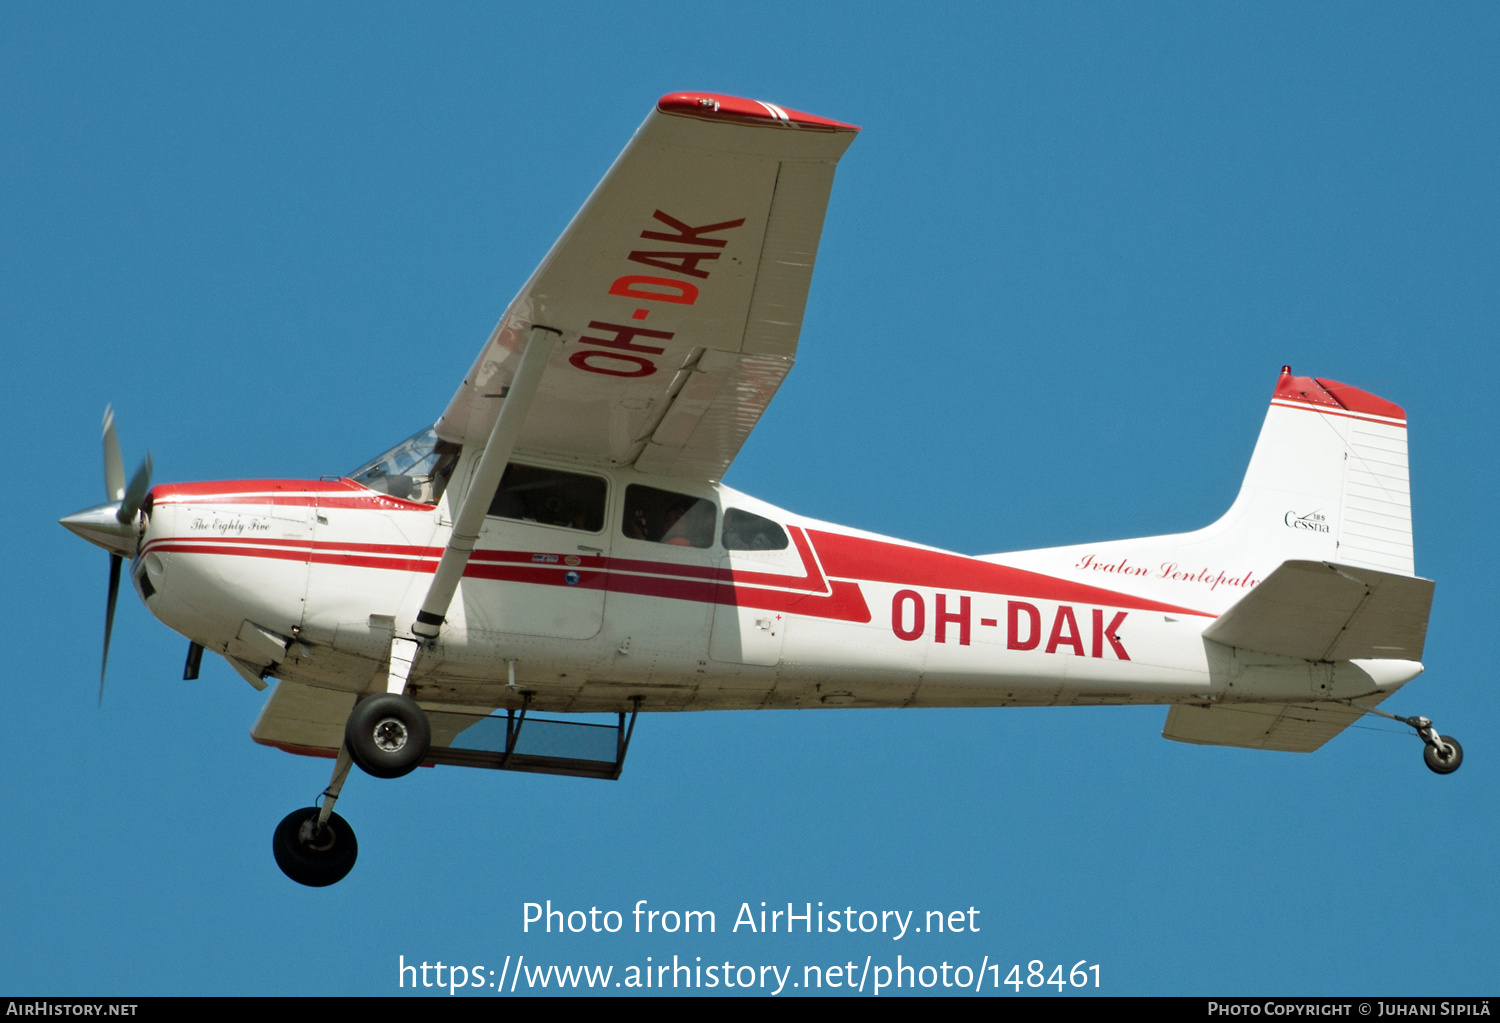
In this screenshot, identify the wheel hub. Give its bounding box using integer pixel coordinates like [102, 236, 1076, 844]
[298, 816, 337, 852]
[373, 717, 409, 754]
[344, 692, 431, 779]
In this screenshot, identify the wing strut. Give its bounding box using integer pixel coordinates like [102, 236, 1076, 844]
[385, 325, 560, 696]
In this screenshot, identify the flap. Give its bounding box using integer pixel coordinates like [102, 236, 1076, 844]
[1202, 560, 1433, 661]
[251, 680, 356, 755]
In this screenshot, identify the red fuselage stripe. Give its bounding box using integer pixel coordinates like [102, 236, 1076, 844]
[806, 530, 1209, 617]
[151, 478, 436, 513]
[144, 520, 1209, 620]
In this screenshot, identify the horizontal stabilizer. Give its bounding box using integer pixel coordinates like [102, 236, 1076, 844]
[1202, 560, 1433, 662]
[1163, 698, 1382, 753]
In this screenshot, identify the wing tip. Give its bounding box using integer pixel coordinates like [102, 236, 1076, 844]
[657, 91, 860, 132]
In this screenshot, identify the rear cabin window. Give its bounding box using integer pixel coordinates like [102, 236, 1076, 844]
[488, 464, 607, 532]
[622, 484, 716, 548]
[722, 508, 790, 551]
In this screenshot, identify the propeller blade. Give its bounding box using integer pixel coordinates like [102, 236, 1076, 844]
[102, 406, 125, 503]
[100, 553, 122, 706]
[117, 452, 153, 525]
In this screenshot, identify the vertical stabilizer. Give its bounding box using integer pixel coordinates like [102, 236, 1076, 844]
[985, 367, 1415, 615]
[1248, 368, 1413, 575]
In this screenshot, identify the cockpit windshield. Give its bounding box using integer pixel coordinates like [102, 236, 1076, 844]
[347, 426, 460, 506]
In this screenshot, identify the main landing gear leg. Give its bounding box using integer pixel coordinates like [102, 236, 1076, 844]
[272, 745, 360, 887]
[1348, 701, 1464, 775]
[318, 745, 355, 825]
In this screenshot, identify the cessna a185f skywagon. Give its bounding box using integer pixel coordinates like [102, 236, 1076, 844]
[62, 92, 1459, 887]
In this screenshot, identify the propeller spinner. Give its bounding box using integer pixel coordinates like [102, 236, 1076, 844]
[59, 406, 152, 704]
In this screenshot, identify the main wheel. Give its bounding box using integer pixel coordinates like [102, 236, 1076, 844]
[1423, 735, 1463, 775]
[345, 692, 431, 778]
[273, 808, 358, 887]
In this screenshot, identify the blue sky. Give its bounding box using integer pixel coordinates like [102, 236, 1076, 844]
[3, 2, 1496, 995]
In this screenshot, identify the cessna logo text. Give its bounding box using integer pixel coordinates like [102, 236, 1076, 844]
[1284, 510, 1330, 533]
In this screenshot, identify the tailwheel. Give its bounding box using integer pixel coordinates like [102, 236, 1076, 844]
[273, 808, 358, 887]
[1423, 735, 1463, 775]
[345, 692, 431, 779]
[1346, 702, 1465, 776]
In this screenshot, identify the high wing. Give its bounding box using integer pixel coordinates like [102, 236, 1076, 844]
[435, 93, 860, 482]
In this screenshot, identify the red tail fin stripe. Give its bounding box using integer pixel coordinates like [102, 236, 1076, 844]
[1272, 369, 1406, 422]
[1268, 398, 1407, 428]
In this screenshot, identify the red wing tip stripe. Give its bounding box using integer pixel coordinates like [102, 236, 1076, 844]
[657, 92, 859, 131]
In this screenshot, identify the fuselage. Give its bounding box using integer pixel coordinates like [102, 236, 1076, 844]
[133, 454, 1412, 723]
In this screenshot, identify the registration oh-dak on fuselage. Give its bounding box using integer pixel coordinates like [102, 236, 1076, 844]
[61, 92, 1458, 888]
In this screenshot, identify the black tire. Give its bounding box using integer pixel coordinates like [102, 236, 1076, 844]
[272, 808, 358, 887]
[345, 692, 431, 779]
[1424, 735, 1463, 775]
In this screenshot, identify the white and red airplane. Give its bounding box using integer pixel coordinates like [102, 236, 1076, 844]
[62, 92, 1458, 887]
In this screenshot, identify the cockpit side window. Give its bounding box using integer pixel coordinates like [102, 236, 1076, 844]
[347, 426, 460, 506]
[622, 484, 716, 548]
[722, 508, 790, 551]
[488, 463, 607, 532]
